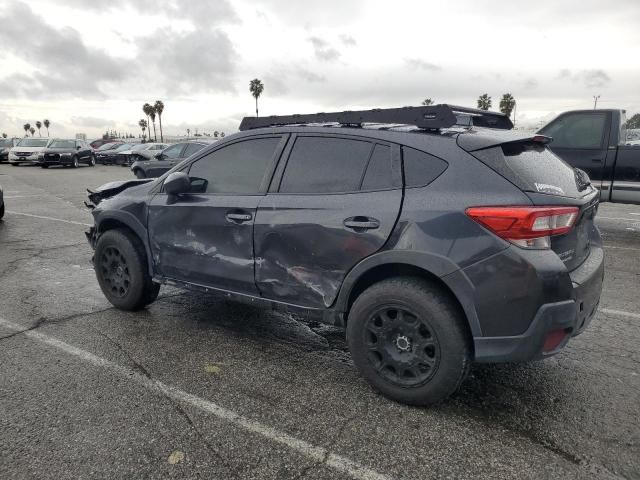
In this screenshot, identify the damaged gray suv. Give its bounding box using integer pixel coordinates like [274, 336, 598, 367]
[86, 105, 604, 405]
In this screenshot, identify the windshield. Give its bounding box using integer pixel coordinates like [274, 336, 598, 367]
[96, 143, 121, 151]
[0, 139, 12, 147]
[17, 138, 49, 147]
[49, 140, 76, 149]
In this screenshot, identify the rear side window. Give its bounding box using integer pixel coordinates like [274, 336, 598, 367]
[280, 137, 372, 193]
[163, 144, 184, 159]
[472, 143, 586, 198]
[540, 112, 607, 149]
[402, 147, 448, 187]
[361, 144, 394, 190]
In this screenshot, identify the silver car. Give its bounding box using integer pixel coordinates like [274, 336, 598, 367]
[117, 143, 168, 166]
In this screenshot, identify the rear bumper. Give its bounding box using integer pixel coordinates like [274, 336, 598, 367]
[474, 246, 604, 363]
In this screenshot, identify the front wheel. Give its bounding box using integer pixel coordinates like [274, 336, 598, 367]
[134, 169, 146, 179]
[347, 277, 471, 406]
[94, 229, 160, 310]
[89, 154, 96, 166]
[0, 202, 4, 220]
[41, 164, 49, 169]
[72, 156, 79, 168]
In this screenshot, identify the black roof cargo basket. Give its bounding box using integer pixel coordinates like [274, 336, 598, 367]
[239, 104, 513, 131]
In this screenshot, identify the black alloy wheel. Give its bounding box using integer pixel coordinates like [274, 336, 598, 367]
[364, 305, 440, 387]
[99, 246, 131, 298]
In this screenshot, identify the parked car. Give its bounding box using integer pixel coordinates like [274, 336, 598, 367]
[8, 137, 51, 165]
[85, 105, 604, 405]
[0, 183, 4, 220]
[0, 137, 20, 163]
[40, 138, 95, 168]
[90, 138, 119, 150]
[117, 143, 168, 167]
[538, 109, 640, 204]
[130, 141, 211, 178]
[94, 142, 126, 164]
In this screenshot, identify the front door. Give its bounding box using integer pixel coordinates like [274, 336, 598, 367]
[255, 135, 403, 308]
[147, 135, 286, 294]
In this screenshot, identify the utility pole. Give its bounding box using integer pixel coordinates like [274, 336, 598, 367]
[513, 102, 517, 127]
[593, 95, 600, 109]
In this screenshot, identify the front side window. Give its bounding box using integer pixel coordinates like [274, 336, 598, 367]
[188, 137, 281, 194]
[162, 144, 184, 159]
[540, 112, 607, 149]
[279, 136, 373, 193]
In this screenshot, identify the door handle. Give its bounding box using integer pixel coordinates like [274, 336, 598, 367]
[226, 212, 253, 223]
[343, 216, 380, 230]
[591, 158, 603, 163]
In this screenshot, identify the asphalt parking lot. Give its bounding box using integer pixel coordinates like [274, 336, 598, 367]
[0, 163, 638, 480]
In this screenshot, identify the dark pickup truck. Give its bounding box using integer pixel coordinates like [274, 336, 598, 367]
[538, 109, 640, 204]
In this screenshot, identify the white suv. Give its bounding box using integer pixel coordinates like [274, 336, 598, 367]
[9, 138, 52, 165]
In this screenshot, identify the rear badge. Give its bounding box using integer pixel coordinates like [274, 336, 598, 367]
[535, 182, 565, 196]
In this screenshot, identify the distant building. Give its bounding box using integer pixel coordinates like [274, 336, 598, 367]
[75, 133, 87, 141]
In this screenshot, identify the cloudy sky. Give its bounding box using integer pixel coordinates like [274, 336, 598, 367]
[0, 0, 639, 138]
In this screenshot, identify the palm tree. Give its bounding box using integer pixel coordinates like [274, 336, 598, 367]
[154, 100, 164, 142]
[35, 121, 42, 136]
[23, 123, 31, 137]
[213, 130, 219, 138]
[29, 127, 35, 136]
[186, 128, 191, 138]
[421, 98, 434, 106]
[2, 133, 7, 138]
[43, 119, 50, 136]
[477, 94, 492, 110]
[138, 119, 147, 141]
[499, 93, 516, 118]
[249, 78, 264, 117]
[142, 103, 153, 139]
[220, 132, 225, 137]
[148, 108, 157, 141]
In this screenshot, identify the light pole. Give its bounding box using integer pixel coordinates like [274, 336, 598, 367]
[593, 95, 600, 109]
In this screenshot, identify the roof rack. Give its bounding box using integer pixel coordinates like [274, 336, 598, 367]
[239, 104, 513, 131]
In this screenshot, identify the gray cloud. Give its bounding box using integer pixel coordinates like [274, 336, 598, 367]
[70, 116, 116, 128]
[0, 2, 130, 99]
[557, 69, 611, 89]
[56, 0, 239, 27]
[135, 28, 237, 94]
[340, 34, 357, 46]
[308, 37, 341, 62]
[405, 58, 442, 72]
[296, 67, 327, 83]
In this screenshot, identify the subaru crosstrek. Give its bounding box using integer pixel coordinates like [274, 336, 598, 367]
[86, 105, 604, 405]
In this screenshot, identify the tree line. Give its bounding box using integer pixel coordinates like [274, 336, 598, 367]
[18, 119, 51, 137]
[422, 94, 517, 118]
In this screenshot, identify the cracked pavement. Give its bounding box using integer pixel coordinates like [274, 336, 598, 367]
[0, 164, 639, 479]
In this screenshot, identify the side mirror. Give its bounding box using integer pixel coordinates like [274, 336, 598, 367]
[77, 145, 81, 150]
[164, 172, 191, 196]
[155, 152, 164, 160]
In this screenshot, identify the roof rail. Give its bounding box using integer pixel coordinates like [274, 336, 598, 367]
[239, 104, 513, 131]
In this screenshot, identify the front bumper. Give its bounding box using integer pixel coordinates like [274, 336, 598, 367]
[43, 154, 73, 166]
[474, 246, 604, 363]
[9, 155, 41, 165]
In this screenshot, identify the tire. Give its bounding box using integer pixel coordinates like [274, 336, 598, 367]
[72, 156, 79, 168]
[94, 229, 160, 311]
[41, 164, 49, 169]
[11, 163, 19, 167]
[134, 169, 146, 179]
[346, 277, 471, 406]
[89, 154, 96, 167]
[0, 202, 4, 220]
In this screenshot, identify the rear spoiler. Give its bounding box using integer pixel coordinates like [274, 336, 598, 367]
[457, 130, 553, 152]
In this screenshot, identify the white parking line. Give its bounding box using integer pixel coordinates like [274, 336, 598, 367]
[601, 309, 640, 321]
[597, 216, 640, 222]
[6, 211, 92, 227]
[604, 245, 640, 252]
[4, 194, 49, 199]
[0, 317, 391, 480]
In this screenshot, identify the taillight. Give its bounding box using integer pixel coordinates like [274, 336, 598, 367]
[465, 206, 579, 249]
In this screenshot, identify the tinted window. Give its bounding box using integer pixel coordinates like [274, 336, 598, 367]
[402, 147, 448, 187]
[361, 144, 394, 190]
[183, 143, 206, 157]
[280, 137, 372, 193]
[188, 137, 281, 194]
[162, 144, 184, 159]
[50, 140, 76, 148]
[540, 112, 607, 149]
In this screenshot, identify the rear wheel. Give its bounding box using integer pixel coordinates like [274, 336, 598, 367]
[11, 163, 18, 167]
[0, 202, 4, 220]
[89, 154, 96, 166]
[134, 169, 146, 179]
[94, 229, 160, 310]
[347, 277, 471, 406]
[41, 164, 49, 169]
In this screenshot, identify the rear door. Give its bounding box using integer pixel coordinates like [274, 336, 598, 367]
[254, 134, 403, 309]
[538, 111, 610, 190]
[610, 145, 640, 204]
[148, 135, 286, 293]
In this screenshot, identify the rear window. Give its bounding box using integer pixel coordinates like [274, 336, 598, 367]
[473, 142, 587, 198]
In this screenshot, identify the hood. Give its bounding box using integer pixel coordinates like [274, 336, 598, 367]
[86, 178, 154, 207]
[11, 145, 49, 153]
[44, 148, 76, 154]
